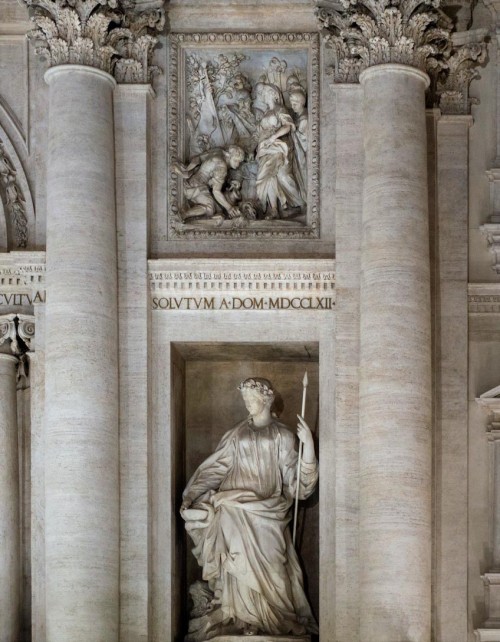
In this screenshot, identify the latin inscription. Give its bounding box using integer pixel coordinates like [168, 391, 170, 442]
[0, 292, 45, 306]
[152, 296, 334, 311]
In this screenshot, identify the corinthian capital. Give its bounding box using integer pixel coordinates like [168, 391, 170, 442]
[435, 32, 487, 114]
[317, 0, 452, 83]
[24, 0, 165, 84]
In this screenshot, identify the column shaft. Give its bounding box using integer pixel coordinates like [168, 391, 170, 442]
[44, 65, 119, 641]
[359, 64, 432, 642]
[0, 354, 20, 642]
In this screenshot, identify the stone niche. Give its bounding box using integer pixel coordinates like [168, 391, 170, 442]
[149, 260, 335, 641]
[174, 343, 320, 637]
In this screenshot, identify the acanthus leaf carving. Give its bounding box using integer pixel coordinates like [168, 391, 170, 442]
[318, 0, 487, 114]
[24, 0, 165, 85]
[317, 0, 452, 83]
[436, 37, 487, 114]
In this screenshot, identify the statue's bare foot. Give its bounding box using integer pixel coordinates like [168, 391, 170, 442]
[243, 624, 259, 636]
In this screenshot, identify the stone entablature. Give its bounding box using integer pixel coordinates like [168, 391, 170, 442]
[149, 259, 335, 312]
[23, 0, 164, 83]
[0, 251, 45, 307]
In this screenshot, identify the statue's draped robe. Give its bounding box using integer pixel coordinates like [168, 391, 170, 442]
[183, 418, 318, 637]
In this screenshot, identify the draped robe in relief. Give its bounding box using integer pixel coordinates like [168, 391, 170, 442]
[182, 417, 318, 639]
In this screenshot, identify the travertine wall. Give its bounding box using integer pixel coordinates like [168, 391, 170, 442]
[0, 0, 499, 640]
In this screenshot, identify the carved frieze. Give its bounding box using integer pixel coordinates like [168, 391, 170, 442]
[24, 0, 164, 83]
[168, 33, 320, 239]
[0, 140, 28, 248]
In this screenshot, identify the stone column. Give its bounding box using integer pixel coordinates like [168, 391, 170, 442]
[359, 62, 432, 642]
[317, 1, 484, 638]
[43, 64, 120, 642]
[21, 1, 163, 639]
[0, 346, 20, 642]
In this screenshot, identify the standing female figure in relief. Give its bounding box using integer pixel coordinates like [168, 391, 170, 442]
[181, 377, 318, 641]
[252, 83, 304, 219]
[289, 86, 308, 203]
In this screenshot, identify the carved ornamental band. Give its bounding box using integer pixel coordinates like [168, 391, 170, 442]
[23, 0, 164, 83]
[317, 0, 486, 114]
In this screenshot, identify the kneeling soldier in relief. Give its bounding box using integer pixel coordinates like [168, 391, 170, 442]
[173, 145, 245, 222]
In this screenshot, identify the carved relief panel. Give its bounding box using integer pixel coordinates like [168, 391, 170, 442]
[168, 33, 320, 239]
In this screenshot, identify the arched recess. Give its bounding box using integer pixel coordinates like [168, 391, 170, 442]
[0, 124, 35, 250]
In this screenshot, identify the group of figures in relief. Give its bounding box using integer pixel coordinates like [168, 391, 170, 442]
[181, 377, 318, 641]
[174, 55, 309, 228]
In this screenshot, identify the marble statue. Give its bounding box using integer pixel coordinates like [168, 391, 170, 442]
[181, 377, 318, 641]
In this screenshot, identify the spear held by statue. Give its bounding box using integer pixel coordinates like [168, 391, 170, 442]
[293, 370, 308, 547]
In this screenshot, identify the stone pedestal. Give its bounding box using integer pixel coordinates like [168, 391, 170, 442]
[0, 353, 20, 642]
[359, 64, 432, 642]
[44, 65, 119, 641]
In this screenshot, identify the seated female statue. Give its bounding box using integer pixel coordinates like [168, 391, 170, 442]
[181, 377, 318, 640]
